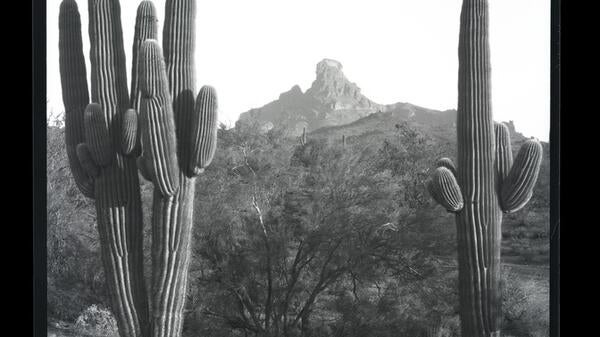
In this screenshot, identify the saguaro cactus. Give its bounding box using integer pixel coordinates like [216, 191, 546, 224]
[300, 127, 307, 145]
[426, 1, 543, 336]
[58, 1, 218, 337]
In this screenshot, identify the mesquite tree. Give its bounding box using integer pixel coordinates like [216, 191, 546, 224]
[58, 1, 218, 337]
[427, 1, 543, 337]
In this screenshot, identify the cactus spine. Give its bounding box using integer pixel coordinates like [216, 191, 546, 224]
[427, 1, 543, 336]
[58, 1, 218, 337]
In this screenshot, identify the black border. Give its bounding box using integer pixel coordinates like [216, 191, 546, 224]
[549, 0, 561, 336]
[33, 0, 47, 336]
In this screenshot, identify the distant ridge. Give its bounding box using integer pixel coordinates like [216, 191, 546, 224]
[236, 58, 536, 145]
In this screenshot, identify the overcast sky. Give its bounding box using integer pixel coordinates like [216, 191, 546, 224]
[47, 0, 550, 140]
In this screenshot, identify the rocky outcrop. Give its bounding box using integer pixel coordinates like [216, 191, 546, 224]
[236, 58, 457, 136]
[305, 59, 378, 110]
[237, 59, 385, 135]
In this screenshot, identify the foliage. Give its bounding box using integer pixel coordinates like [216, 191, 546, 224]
[74, 304, 119, 336]
[183, 123, 457, 336]
[502, 269, 549, 337]
[47, 126, 107, 320]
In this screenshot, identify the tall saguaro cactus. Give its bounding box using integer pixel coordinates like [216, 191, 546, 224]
[58, 1, 219, 337]
[427, 1, 543, 336]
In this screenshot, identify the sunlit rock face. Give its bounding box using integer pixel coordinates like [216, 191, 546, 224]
[305, 59, 378, 111]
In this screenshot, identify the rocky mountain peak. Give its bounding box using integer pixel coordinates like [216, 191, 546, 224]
[305, 59, 377, 110]
[237, 58, 455, 136]
[315, 58, 343, 76]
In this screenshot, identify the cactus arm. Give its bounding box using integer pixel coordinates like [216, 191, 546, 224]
[428, 167, 464, 212]
[88, 0, 129, 124]
[500, 139, 543, 213]
[435, 157, 458, 176]
[84, 103, 113, 167]
[121, 109, 139, 156]
[76, 143, 100, 178]
[139, 40, 181, 196]
[59, 0, 94, 198]
[163, 0, 196, 166]
[188, 85, 218, 176]
[126, 1, 158, 158]
[494, 122, 513, 186]
[131, 0, 158, 111]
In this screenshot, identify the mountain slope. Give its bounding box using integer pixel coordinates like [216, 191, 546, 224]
[237, 58, 463, 137]
[237, 59, 385, 135]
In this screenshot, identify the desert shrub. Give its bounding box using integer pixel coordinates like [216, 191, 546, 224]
[47, 126, 108, 320]
[502, 271, 549, 337]
[290, 138, 329, 167]
[74, 304, 119, 336]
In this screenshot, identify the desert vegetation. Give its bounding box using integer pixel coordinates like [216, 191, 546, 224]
[48, 120, 549, 337]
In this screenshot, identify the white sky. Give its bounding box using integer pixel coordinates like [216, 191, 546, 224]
[47, 0, 550, 140]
